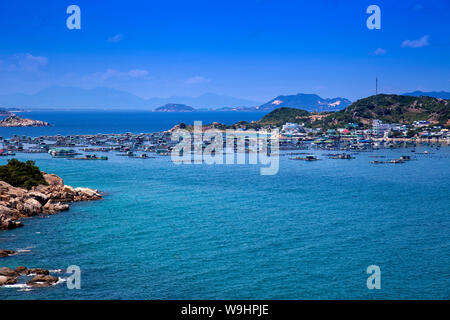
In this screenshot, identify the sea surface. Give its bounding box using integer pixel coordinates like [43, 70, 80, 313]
[0, 111, 449, 299]
[0, 111, 267, 138]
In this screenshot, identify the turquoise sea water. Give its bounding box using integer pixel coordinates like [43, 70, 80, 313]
[0, 112, 449, 299]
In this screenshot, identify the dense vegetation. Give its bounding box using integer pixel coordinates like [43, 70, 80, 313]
[258, 107, 311, 127]
[0, 159, 48, 189]
[318, 94, 450, 129]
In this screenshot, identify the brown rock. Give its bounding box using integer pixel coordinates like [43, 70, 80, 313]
[15, 266, 28, 274]
[26, 274, 58, 287]
[43, 173, 64, 186]
[23, 198, 42, 216]
[43, 200, 69, 214]
[0, 275, 17, 285]
[26, 268, 50, 275]
[75, 187, 102, 201]
[28, 191, 50, 205]
[0, 249, 15, 257]
[0, 267, 18, 277]
[0, 203, 17, 218]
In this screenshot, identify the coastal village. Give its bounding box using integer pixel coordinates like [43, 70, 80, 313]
[0, 97, 449, 289]
[0, 113, 448, 163]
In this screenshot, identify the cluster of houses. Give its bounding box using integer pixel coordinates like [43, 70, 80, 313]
[279, 120, 449, 140]
[0, 131, 176, 157]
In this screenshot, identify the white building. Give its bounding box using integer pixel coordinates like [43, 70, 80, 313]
[372, 120, 395, 136]
[282, 122, 304, 133]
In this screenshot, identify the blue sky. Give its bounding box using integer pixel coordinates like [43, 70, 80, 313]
[0, 0, 449, 101]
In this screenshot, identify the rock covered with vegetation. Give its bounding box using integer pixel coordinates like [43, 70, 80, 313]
[0, 114, 50, 127]
[0, 159, 102, 230]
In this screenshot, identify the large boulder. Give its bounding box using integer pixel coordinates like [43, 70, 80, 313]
[0, 267, 18, 277]
[75, 187, 102, 201]
[0, 216, 23, 230]
[43, 173, 64, 187]
[43, 200, 69, 214]
[0, 204, 17, 218]
[0, 275, 17, 286]
[26, 268, 49, 275]
[23, 198, 43, 216]
[0, 249, 15, 257]
[28, 191, 50, 205]
[26, 274, 58, 287]
[15, 266, 28, 274]
[0, 181, 26, 198]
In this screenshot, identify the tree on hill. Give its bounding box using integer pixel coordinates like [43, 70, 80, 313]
[0, 159, 48, 189]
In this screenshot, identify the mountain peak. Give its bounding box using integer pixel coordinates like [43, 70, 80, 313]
[259, 93, 352, 112]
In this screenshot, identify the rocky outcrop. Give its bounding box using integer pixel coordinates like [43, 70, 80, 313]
[0, 249, 15, 257]
[0, 115, 50, 127]
[0, 275, 17, 285]
[26, 274, 59, 287]
[26, 268, 49, 275]
[16, 266, 28, 274]
[0, 172, 101, 230]
[0, 267, 18, 277]
[0, 267, 61, 288]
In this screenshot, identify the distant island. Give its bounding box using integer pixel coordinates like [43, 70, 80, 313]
[0, 115, 50, 127]
[403, 91, 450, 100]
[153, 103, 196, 112]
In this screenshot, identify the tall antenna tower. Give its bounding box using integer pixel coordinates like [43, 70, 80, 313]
[376, 77, 378, 96]
[375, 77, 378, 105]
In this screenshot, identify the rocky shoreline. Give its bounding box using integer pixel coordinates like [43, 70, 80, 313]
[0, 115, 50, 127]
[0, 266, 60, 287]
[0, 172, 101, 230]
[0, 172, 101, 288]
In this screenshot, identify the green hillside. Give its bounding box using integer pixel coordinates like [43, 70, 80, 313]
[316, 94, 450, 129]
[258, 107, 310, 127]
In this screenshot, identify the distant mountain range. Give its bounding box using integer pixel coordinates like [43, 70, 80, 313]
[0, 86, 262, 110]
[403, 91, 450, 100]
[257, 94, 352, 112]
[4, 86, 447, 113]
[153, 103, 196, 112]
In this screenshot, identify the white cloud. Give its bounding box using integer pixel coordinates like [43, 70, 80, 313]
[185, 76, 211, 85]
[401, 35, 430, 48]
[127, 69, 149, 78]
[373, 48, 387, 55]
[0, 53, 48, 72]
[108, 34, 123, 43]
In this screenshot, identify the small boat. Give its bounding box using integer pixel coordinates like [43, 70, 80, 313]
[329, 153, 354, 160]
[70, 154, 108, 160]
[49, 148, 80, 158]
[388, 159, 404, 164]
[291, 155, 319, 161]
